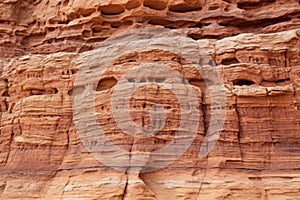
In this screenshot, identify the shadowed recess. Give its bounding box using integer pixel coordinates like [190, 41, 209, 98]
[233, 79, 255, 86]
[96, 77, 118, 91]
[100, 5, 125, 15]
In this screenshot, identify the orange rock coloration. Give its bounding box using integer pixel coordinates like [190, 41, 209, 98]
[0, 0, 300, 199]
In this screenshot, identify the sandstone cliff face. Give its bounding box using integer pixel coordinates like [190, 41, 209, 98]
[0, 0, 300, 199]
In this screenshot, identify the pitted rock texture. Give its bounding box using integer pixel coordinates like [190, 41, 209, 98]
[0, 0, 299, 58]
[0, 0, 300, 200]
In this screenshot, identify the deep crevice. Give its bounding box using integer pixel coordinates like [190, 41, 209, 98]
[234, 100, 244, 161]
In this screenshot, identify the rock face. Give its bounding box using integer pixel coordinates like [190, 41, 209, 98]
[0, 0, 300, 199]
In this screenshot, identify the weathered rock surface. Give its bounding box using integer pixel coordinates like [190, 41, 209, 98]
[0, 0, 300, 199]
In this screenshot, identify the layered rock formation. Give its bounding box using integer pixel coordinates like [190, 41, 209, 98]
[0, 0, 300, 199]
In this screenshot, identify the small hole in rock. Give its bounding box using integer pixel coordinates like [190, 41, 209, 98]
[208, 5, 220, 10]
[237, 0, 276, 10]
[100, 5, 125, 15]
[68, 12, 80, 20]
[128, 78, 135, 82]
[169, 4, 202, 13]
[92, 27, 101, 33]
[189, 78, 202, 88]
[97, 77, 118, 91]
[208, 60, 214, 66]
[140, 78, 146, 83]
[125, 0, 141, 9]
[143, 0, 166, 10]
[218, 22, 227, 26]
[31, 89, 45, 95]
[80, 8, 96, 17]
[234, 79, 255, 86]
[155, 78, 165, 83]
[2, 90, 9, 97]
[68, 89, 73, 96]
[148, 18, 170, 27]
[47, 27, 55, 32]
[224, 7, 230, 12]
[189, 22, 202, 28]
[111, 20, 133, 28]
[275, 78, 290, 83]
[47, 88, 58, 94]
[221, 57, 239, 65]
[82, 30, 91, 37]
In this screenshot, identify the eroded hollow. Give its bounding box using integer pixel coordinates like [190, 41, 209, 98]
[78, 8, 96, 17]
[1, 90, 9, 97]
[237, 0, 276, 10]
[143, 0, 167, 10]
[189, 78, 202, 88]
[100, 5, 125, 15]
[233, 79, 255, 86]
[275, 78, 291, 84]
[96, 77, 118, 91]
[221, 57, 239, 65]
[147, 18, 177, 29]
[168, 3, 202, 13]
[125, 0, 141, 9]
[208, 4, 220, 10]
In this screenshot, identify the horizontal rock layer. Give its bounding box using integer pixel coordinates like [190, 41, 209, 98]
[0, 0, 299, 58]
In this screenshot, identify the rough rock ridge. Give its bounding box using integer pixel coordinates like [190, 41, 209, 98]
[0, 0, 300, 199]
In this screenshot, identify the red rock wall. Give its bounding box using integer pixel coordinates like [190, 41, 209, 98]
[0, 0, 300, 199]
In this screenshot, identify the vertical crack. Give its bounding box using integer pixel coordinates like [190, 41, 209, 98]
[0, 179, 7, 199]
[234, 95, 243, 161]
[264, 189, 269, 200]
[61, 176, 70, 198]
[121, 172, 129, 200]
[196, 85, 209, 199]
[267, 93, 272, 165]
[196, 155, 208, 199]
[3, 131, 14, 166]
[121, 136, 133, 200]
[201, 89, 208, 150]
[284, 49, 288, 68]
[196, 40, 216, 199]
